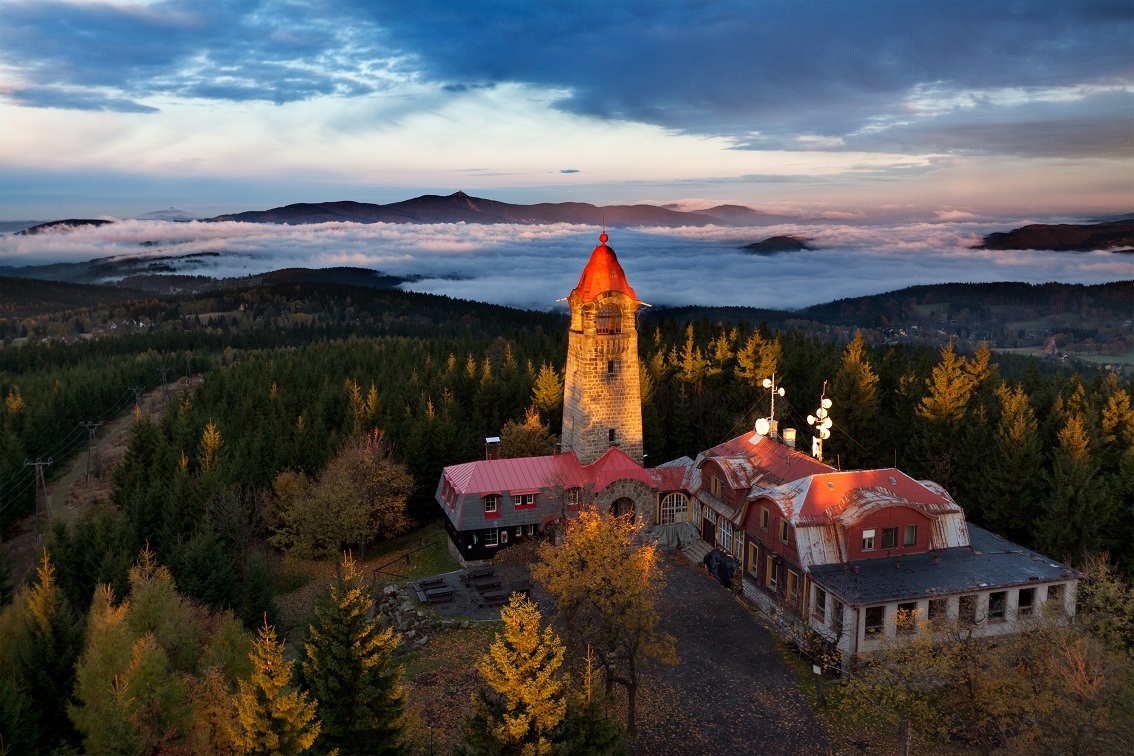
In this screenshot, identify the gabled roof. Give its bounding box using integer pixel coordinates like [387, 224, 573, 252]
[445, 452, 586, 494]
[572, 234, 638, 304]
[649, 458, 691, 492]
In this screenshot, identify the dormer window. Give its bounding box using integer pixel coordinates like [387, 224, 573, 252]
[595, 303, 622, 335]
[484, 495, 500, 516]
[862, 528, 876, 551]
[710, 475, 723, 498]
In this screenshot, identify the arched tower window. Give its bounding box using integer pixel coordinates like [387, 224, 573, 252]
[595, 303, 623, 335]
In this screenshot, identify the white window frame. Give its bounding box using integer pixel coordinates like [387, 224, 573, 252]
[566, 487, 580, 508]
[484, 495, 499, 514]
[483, 529, 499, 548]
[660, 492, 689, 524]
[719, 519, 733, 552]
[512, 493, 535, 508]
[862, 528, 876, 552]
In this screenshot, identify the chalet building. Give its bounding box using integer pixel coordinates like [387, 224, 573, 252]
[687, 429, 1079, 668]
[434, 230, 1078, 666]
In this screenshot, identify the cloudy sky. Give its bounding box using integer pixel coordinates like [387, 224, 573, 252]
[0, 0, 1131, 220]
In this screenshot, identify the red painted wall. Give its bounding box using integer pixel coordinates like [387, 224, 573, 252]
[845, 506, 932, 561]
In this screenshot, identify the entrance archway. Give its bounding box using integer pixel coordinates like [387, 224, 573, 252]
[610, 497, 635, 517]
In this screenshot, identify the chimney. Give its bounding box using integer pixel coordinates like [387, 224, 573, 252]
[768, 419, 779, 438]
[485, 436, 500, 460]
[783, 428, 797, 448]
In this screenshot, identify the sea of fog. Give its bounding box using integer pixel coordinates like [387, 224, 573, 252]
[1, 219, 1131, 311]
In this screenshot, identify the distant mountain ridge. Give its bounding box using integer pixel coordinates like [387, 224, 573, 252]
[209, 190, 789, 227]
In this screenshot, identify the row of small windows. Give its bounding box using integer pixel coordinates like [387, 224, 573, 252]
[846, 584, 1064, 638]
[484, 492, 546, 514]
[861, 524, 918, 551]
[476, 524, 539, 548]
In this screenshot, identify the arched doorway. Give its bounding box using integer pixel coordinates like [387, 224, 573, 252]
[610, 497, 635, 517]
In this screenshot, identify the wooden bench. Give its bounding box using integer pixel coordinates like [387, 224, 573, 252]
[475, 588, 511, 607]
[469, 575, 502, 592]
[413, 577, 446, 591]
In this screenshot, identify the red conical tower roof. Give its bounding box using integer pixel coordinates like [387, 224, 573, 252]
[572, 232, 638, 304]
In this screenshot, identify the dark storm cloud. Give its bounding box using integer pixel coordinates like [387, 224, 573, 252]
[1, 0, 1129, 159]
[0, 0, 400, 111]
[360, 0, 1133, 156]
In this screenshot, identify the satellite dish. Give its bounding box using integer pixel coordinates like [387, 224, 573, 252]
[816, 408, 828, 419]
[822, 418, 833, 429]
[821, 398, 833, 409]
[806, 415, 816, 425]
[755, 418, 771, 436]
[762, 378, 772, 389]
[777, 387, 785, 397]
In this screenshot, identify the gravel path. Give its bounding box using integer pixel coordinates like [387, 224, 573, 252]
[629, 553, 832, 756]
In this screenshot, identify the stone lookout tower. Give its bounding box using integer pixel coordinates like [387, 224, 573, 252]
[560, 232, 645, 465]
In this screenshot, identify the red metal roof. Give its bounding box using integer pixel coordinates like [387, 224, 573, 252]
[797, 468, 955, 522]
[707, 431, 834, 485]
[446, 452, 586, 494]
[649, 464, 688, 492]
[572, 233, 638, 304]
[585, 445, 654, 490]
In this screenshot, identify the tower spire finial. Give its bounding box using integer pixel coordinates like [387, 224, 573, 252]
[600, 214, 608, 244]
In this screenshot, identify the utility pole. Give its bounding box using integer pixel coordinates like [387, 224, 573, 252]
[23, 457, 53, 540]
[158, 366, 170, 403]
[80, 421, 103, 483]
[129, 385, 144, 410]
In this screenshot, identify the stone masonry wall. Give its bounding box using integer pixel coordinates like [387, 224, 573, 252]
[561, 292, 644, 465]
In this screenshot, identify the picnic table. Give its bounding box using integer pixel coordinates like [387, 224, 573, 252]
[415, 586, 454, 603]
[461, 567, 496, 585]
[475, 587, 511, 607]
[413, 577, 446, 591]
[469, 575, 502, 591]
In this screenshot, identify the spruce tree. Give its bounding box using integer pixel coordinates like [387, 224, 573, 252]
[829, 331, 880, 469]
[1037, 412, 1105, 561]
[982, 384, 1044, 544]
[230, 620, 320, 755]
[301, 553, 406, 755]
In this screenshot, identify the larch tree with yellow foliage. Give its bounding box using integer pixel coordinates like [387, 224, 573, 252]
[199, 420, 223, 473]
[229, 621, 320, 755]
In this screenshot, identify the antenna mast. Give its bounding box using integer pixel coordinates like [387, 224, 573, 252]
[756, 373, 785, 436]
[807, 381, 833, 462]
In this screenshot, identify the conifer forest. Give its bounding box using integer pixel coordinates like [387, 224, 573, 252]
[1, 278, 1132, 754]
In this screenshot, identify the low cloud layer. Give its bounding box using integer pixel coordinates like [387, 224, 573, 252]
[2, 219, 1130, 311]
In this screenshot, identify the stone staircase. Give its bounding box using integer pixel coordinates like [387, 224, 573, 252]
[682, 538, 712, 565]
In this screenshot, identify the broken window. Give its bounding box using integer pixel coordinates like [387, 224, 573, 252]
[1018, 587, 1035, 617]
[861, 528, 876, 552]
[928, 598, 947, 623]
[896, 602, 918, 634]
[813, 586, 827, 622]
[779, 519, 790, 544]
[865, 606, 885, 637]
[988, 591, 1007, 621]
[1047, 583, 1064, 608]
[882, 527, 898, 549]
[903, 524, 918, 547]
[787, 570, 799, 600]
[960, 594, 977, 624]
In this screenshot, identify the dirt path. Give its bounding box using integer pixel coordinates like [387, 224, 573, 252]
[4, 378, 200, 586]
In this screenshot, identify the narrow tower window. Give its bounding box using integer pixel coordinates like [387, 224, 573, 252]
[609, 428, 616, 444]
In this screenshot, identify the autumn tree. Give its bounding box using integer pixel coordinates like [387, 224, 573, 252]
[200, 419, 224, 473]
[269, 430, 413, 558]
[913, 341, 979, 490]
[734, 328, 780, 389]
[501, 407, 559, 459]
[531, 509, 676, 738]
[230, 621, 320, 755]
[531, 363, 564, 423]
[5, 551, 82, 752]
[301, 552, 406, 755]
[459, 594, 568, 755]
